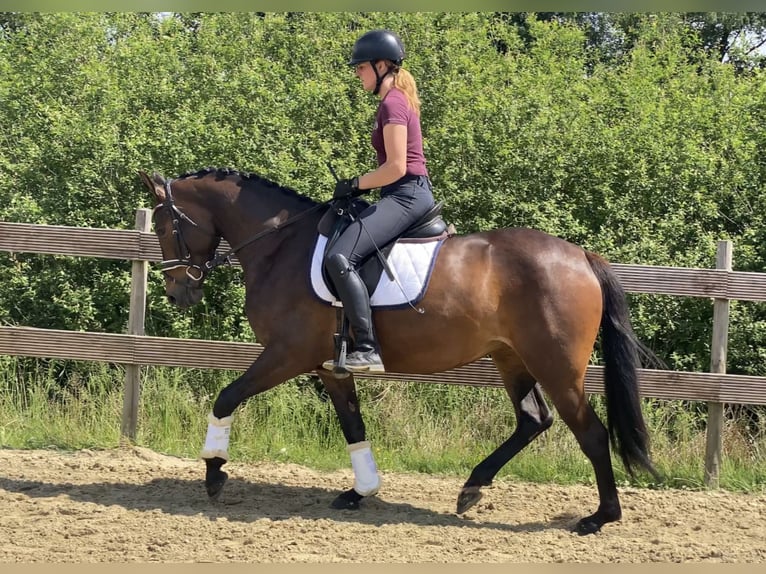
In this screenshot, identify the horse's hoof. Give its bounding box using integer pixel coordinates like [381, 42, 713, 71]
[574, 517, 602, 535]
[205, 470, 228, 500]
[330, 488, 364, 510]
[574, 507, 620, 535]
[456, 485, 483, 514]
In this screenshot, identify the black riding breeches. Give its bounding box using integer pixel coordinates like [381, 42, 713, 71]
[325, 175, 435, 268]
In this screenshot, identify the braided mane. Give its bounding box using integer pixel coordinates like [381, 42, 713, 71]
[176, 166, 318, 207]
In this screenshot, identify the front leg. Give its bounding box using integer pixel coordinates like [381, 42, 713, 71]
[202, 346, 312, 500]
[315, 370, 381, 510]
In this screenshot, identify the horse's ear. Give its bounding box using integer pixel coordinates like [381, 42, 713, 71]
[138, 170, 166, 202]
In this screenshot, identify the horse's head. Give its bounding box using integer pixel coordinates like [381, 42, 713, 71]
[139, 170, 221, 308]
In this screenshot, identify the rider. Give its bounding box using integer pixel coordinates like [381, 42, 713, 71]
[323, 29, 435, 373]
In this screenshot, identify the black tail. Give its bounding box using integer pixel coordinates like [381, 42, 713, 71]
[585, 251, 661, 481]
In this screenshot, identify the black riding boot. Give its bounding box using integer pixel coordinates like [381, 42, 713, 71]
[322, 253, 385, 373]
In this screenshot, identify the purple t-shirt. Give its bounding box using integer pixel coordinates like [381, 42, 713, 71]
[371, 88, 428, 176]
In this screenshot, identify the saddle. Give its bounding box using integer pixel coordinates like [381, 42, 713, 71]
[317, 197, 450, 299]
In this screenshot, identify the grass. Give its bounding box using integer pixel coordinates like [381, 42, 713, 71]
[0, 358, 764, 493]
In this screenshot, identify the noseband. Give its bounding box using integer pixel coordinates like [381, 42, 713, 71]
[153, 179, 217, 284]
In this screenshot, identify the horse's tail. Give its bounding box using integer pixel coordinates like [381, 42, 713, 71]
[585, 251, 661, 481]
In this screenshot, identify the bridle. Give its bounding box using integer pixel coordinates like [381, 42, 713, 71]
[153, 179, 219, 285]
[153, 178, 330, 283]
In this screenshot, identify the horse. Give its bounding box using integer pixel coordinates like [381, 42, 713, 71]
[139, 166, 661, 535]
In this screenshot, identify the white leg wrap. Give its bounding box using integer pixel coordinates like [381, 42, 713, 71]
[347, 440, 381, 496]
[200, 412, 233, 461]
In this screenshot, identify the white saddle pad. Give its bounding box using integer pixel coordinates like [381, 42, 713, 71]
[309, 234, 446, 309]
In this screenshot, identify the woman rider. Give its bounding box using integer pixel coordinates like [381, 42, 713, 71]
[323, 29, 435, 374]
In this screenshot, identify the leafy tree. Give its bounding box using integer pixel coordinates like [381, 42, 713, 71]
[0, 12, 764, 385]
[500, 12, 766, 72]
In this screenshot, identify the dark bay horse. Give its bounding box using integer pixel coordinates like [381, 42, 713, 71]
[139, 166, 661, 535]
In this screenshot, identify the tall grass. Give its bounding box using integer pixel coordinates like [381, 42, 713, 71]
[0, 357, 764, 493]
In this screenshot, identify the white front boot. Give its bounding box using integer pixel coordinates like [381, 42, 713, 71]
[347, 440, 381, 496]
[200, 412, 233, 460]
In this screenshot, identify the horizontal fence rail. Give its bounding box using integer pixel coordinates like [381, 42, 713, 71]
[2, 326, 766, 405]
[0, 222, 240, 267]
[2, 216, 766, 488]
[2, 221, 766, 301]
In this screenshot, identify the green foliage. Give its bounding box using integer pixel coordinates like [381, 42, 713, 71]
[1, 13, 765, 463]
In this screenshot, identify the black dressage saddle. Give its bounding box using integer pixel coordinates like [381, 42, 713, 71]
[317, 198, 449, 298]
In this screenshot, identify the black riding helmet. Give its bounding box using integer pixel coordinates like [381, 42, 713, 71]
[348, 29, 406, 66]
[348, 29, 405, 95]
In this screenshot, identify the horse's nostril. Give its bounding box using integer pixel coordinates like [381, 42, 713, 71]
[167, 295, 176, 305]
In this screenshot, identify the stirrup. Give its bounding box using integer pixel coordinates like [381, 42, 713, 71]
[323, 328, 351, 379]
[322, 305, 354, 378]
[322, 357, 352, 378]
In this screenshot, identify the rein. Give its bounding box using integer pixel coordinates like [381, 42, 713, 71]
[156, 178, 332, 279]
[204, 201, 328, 272]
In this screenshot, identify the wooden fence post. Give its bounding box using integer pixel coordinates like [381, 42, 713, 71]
[121, 208, 151, 441]
[704, 239, 732, 487]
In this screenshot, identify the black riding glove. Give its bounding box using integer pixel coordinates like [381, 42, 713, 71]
[333, 176, 360, 200]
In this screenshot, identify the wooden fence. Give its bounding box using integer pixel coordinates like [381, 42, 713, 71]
[2, 210, 766, 487]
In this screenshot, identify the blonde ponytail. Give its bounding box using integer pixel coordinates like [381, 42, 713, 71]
[392, 67, 421, 116]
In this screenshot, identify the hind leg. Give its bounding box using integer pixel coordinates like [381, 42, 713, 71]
[457, 351, 553, 514]
[546, 384, 621, 535]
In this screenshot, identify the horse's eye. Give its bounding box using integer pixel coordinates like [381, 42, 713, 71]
[156, 226, 167, 237]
